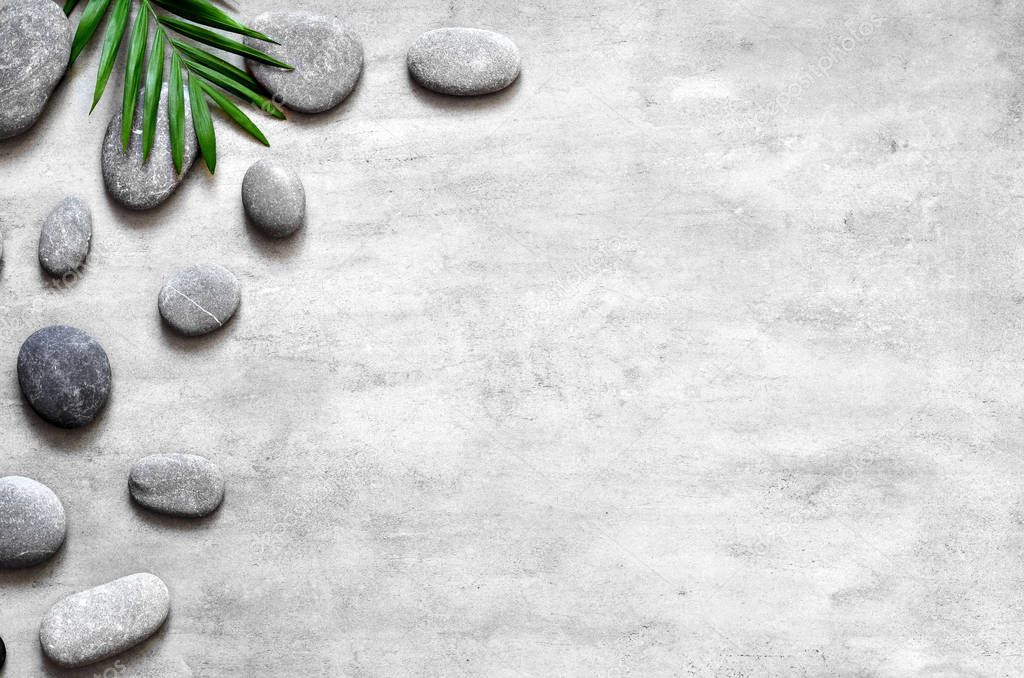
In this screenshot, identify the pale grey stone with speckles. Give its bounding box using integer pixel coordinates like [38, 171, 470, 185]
[101, 84, 197, 210]
[407, 28, 521, 96]
[129, 453, 225, 518]
[39, 196, 91, 277]
[18, 325, 111, 428]
[0, 0, 71, 139]
[243, 12, 363, 113]
[39, 573, 170, 668]
[158, 263, 240, 337]
[242, 158, 306, 237]
[0, 476, 65, 569]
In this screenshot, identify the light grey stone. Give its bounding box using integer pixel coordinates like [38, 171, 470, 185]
[39, 573, 170, 668]
[158, 263, 240, 337]
[18, 325, 111, 428]
[129, 453, 225, 518]
[407, 27, 521, 96]
[243, 12, 363, 114]
[0, 476, 65, 569]
[101, 84, 197, 210]
[39, 196, 91, 277]
[0, 0, 71, 139]
[242, 158, 306, 237]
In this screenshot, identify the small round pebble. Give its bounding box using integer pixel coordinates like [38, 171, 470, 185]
[39, 196, 92, 277]
[242, 159, 305, 237]
[0, 476, 66, 569]
[243, 12, 363, 113]
[18, 326, 111, 428]
[129, 453, 225, 518]
[407, 27, 521, 96]
[158, 264, 240, 337]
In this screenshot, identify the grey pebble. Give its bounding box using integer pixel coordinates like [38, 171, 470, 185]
[39, 573, 170, 668]
[18, 325, 111, 428]
[158, 263, 240, 337]
[244, 12, 363, 113]
[129, 453, 225, 518]
[242, 158, 305, 237]
[39, 196, 91, 277]
[0, 0, 71, 139]
[101, 84, 197, 210]
[0, 476, 66, 569]
[407, 27, 521, 96]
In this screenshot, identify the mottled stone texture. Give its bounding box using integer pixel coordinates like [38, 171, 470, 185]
[129, 453, 225, 518]
[17, 325, 111, 428]
[242, 158, 306, 237]
[38, 195, 91, 277]
[0, 0, 71, 139]
[0, 476, 65, 569]
[407, 28, 520, 95]
[244, 12, 363, 113]
[158, 263, 240, 336]
[39, 573, 170, 668]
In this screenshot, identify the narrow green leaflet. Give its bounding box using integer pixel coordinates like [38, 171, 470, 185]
[168, 52, 185, 174]
[141, 28, 165, 160]
[183, 60, 285, 119]
[171, 40, 261, 92]
[151, 0, 276, 42]
[188, 75, 216, 172]
[158, 16, 291, 69]
[63, 0, 83, 15]
[120, 3, 148, 149]
[90, 0, 131, 111]
[69, 0, 113, 65]
[201, 82, 269, 146]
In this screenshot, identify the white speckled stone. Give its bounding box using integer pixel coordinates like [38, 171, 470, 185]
[39, 196, 91, 277]
[407, 28, 521, 96]
[0, 476, 65, 569]
[158, 263, 240, 337]
[39, 573, 170, 668]
[242, 158, 306, 237]
[129, 453, 225, 517]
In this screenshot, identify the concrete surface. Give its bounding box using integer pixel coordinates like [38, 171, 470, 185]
[1, 0, 1022, 676]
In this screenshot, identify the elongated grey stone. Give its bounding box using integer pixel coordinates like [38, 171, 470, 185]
[158, 263, 240, 337]
[18, 325, 111, 428]
[243, 12, 363, 113]
[0, 0, 71, 139]
[39, 573, 170, 668]
[0, 476, 66, 569]
[129, 453, 225, 517]
[39, 196, 91, 277]
[101, 84, 197, 210]
[242, 158, 305, 237]
[407, 28, 521, 96]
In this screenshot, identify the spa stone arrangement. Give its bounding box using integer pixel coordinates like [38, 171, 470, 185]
[0, 0, 521, 670]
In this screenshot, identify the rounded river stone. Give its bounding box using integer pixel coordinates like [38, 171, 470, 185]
[102, 84, 197, 210]
[39, 573, 170, 668]
[39, 196, 92, 277]
[0, 0, 71, 139]
[158, 263, 240, 337]
[242, 158, 305, 237]
[18, 325, 111, 428]
[129, 453, 225, 517]
[243, 12, 363, 113]
[0, 476, 66, 569]
[407, 27, 521, 96]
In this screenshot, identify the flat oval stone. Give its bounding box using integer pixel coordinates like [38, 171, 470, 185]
[407, 28, 521, 96]
[242, 159, 305, 237]
[0, 476, 66, 569]
[0, 0, 71, 139]
[102, 84, 197, 210]
[39, 573, 170, 668]
[158, 264, 240, 337]
[39, 196, 92, 277]
[243, 12, 363, 113]
[18, 326, 111, 428]
[129, 453, 225, 517]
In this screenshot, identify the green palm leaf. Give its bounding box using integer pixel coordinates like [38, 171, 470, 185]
[63, 0, 83, 15]
[183, 60, 285, 119]
[201, 82, 269, 146]
[158, 16, 291, 69]
[151, 0, 276, 42]
[168, 51, 185, 174]
[188, 74, 216, 172]
[171, 39, 261, 92]
[90, 0, 131, 111]
[142, 28, 165, 160]
[69, 0, 113, 65]
[120, 3, 148, 148]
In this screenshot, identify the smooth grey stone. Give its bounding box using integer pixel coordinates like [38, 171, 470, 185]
[101, 84, 197, 210]
[39, 196, 91, 277]
[158, 263, 240, 337]
[243, 12, 363, 113]
[242, 159, 305, 237]
[407, 27, 521, 96]
[129, 453, 225, 518]
[0, 476, 66, 569]
[18, 325, 111, 428]
[39, 573, 170, 668]
[0, 0, 71, 139]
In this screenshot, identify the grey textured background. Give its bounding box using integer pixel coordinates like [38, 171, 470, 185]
[1, 0, 1021, 676]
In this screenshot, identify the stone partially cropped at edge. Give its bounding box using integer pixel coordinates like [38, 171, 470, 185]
[0, 476, 66, 569]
